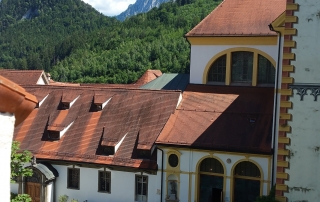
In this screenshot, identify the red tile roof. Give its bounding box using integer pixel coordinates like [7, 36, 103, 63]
[134, 70, 162, 85]
[14, 86, 180, 170]
[186, 0, 286, 36]
[0, 70, 48, 85]
[156, 85, 274, 154]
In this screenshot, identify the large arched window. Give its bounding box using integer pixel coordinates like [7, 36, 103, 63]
[199, 158, 224, 202]
[233, 161, 261, 202]
[205, 49, 276, 86]
[258, 54, 275, 84]
[208, 55, 226, 82]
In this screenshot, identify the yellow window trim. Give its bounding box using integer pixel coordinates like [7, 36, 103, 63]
[187, 36, 278, 45]
[203, 47, 276, 84]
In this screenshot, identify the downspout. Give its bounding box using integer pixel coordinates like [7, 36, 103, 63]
[268, 23, 282, 187]
[157, 147, 164, 202]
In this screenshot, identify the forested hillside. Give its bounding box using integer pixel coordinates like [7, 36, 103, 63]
[0, 0, 221, 83]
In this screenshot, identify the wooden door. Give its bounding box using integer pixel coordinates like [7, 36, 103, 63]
[25, 182, 41, 202]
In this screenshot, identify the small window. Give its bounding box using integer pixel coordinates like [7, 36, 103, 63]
[48, 131, 60, 140]
[168, 154, 179, 168]
[231, 51, 253, 83]
[98, 171, 111, 193]
[258, 55, 275, 84]
[103, 146, 115, 156]
[208, 55, 226, 82]
[234, 161, 260, 178]
[135, 175, 148, 202]
[67, 168, 80, 189]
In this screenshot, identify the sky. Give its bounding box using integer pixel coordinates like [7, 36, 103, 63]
[82, 0, 137, 16]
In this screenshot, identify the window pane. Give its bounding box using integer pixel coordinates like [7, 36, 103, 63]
[234, 178, 260, 202]
[136, 175, 148, 198]
[258, 55, 275, 84]
[200, 158, 224, 174]
[208, 55, 226, 82]
[234, 161, 260, 178]
[68, 168, 80, 189]
[99, 171, 111, 192]
[232, 51, 253, 83]
[199, 175, 223, 202]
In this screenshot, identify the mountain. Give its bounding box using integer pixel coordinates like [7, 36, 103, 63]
[0, 0, 221, 84]
[116, 0, 171, 21]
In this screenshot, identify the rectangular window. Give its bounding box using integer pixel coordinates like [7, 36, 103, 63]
[67, 168, 80, 189]
[135, 175, 148, 202]
[98, 171, 111, 193]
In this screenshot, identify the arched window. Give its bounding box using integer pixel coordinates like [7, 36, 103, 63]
[231, 51, 253, 83]
[199, 158, 224, 202]
[233, 161, 261, 202]
[208, 55, 226, 82]
[258, 54, 275, 84]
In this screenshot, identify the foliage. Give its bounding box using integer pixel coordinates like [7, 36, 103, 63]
[11, 194, 32, 202]
[11, 141, 33, 182]
[255, 186, 279, 202]
[0, 0, 221, 84]
[58, 195, 69, 202]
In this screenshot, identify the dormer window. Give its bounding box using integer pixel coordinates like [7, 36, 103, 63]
[137, 149, 151, 159]
[48, 131, 60, 140]
[60, 102, 70, 110]
[103, 146, 115, 156]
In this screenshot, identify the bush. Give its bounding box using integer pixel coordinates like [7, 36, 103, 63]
[255, 186, 279, 202]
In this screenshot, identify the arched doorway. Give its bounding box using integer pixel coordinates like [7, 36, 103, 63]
[198, 158, 224, 202]
[25, 170, 41, 202]
[233, 161, 261, 202]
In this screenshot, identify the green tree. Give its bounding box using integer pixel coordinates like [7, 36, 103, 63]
[11, 141, 33, 202]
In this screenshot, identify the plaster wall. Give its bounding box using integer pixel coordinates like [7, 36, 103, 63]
[189, 45, 278, 84]
[53, 164, 160, 202]
[0, 112, 15, 202]
[159, 148, 271, 202]
[290, 0, 320, 83]
[285, 95, 320, 200]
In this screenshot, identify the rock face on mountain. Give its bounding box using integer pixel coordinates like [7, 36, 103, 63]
[116, 0, 171, 21]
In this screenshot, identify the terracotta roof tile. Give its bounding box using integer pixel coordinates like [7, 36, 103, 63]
[0, 70, 47, 85]
[157, 85, 274, 154]
[186, 0, 286, 36]
[14, 85, 180, 170]
[134, 70, 162, 85]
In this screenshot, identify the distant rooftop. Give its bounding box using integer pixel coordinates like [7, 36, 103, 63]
[140, 73, 189, 91]
[186, 0, 285, 37]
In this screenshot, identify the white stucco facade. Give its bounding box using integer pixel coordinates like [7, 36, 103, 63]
[189, 44, 278, 84]
[0, 112, 15, 202]
[284, 1, 320, 200]
[158, 148, 271, 202]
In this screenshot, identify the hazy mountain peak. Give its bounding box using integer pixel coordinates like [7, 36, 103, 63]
[116, 0, 171, 21]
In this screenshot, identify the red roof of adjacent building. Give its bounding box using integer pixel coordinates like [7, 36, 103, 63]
[186, 0, 285, 37]
[14, 85, 180, 170]
[0, 69, 48, 85]
[156, 85, 274, 154]
[134, 70, 162, 85]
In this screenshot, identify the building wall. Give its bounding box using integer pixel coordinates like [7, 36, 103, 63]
[284, 1, 320, 200]
[53, 165, 161, 202]
[158, 148, 271, 202]
[189, 45, 278, 84]
[0, 113, 15, 202]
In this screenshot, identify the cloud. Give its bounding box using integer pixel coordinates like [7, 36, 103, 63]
[82, 0, 136, 16]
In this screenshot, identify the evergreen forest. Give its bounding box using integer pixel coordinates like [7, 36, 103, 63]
[0, 0, 221, 83]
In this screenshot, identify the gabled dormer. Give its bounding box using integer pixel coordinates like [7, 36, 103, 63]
[59, 93, 80, 110]
[90, 93, 112, 112]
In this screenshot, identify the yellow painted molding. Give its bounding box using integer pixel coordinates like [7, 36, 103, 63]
[275, 196, 287, 202]
[282, 77, 293, 84]
[286, 3, 299, 11]
[279, 125, 291, 132]
[279, 113, 292, 120]
[278, 137, 290, 144]
[282, 65, 294, 72]
[271, 12, 285, 29]
[285, 16, 298, 23]
[252, 52, 258, 86]
[283, 53, 295, 60]
[284, 28, 297, 35]
[277, 161, 289, 168]
[278, 149, 289, 156]
[279, 89, 292, 96]
[187, 36, 278, 45]
[280, 101, 292, 108]
[277, 172, 289, 180]
[283, 40, 296, 48]
[276, 184, 288, 191]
